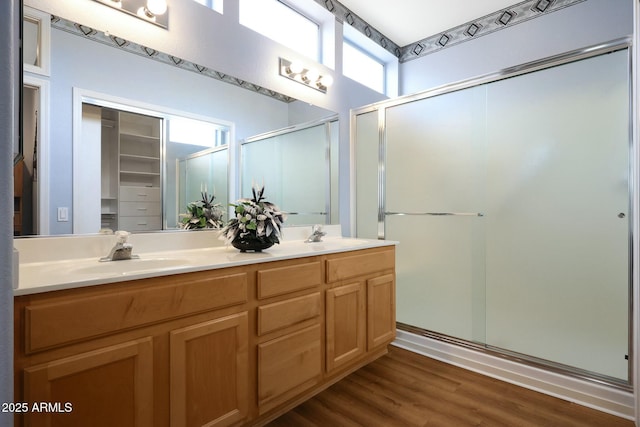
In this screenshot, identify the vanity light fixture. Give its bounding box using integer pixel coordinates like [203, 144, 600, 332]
[279, 58, 333, 94]
[92, 0, 169, 29]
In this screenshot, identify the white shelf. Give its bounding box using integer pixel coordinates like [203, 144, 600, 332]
[120, 170, 160, 177]
[120, 154, 160, 162]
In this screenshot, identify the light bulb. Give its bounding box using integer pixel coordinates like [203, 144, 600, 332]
[137, 6, 157, 21]
[318, 74, 333, 88]
[305, 68, 320, 83]
[146, 0, 168, 15]
[288, 61, 304, 74]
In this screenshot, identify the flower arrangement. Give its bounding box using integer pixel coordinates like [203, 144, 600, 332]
[181, 191, 224, 229]
[220, 184, 286, 250]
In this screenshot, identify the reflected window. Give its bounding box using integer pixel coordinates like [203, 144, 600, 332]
[168, 117, 228, 147]
[343, 40, 385, 94]
[192, 0, 223, 13]
[240, 0, 319, 61]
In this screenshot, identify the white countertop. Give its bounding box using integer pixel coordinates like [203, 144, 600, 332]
[15, 236, 396, 296]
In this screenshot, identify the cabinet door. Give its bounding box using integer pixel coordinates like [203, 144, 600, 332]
[170, 312, 248, 427]
[258, 324, 322, 412]
[367, 274, 396, 349]
[23, 338, 154, 427]
[326, 282, 366, 372]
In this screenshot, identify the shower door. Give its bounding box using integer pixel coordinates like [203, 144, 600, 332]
[370, 47, 630, 381]
[385, 86, 488, 343]
[483, 50, 630, 380]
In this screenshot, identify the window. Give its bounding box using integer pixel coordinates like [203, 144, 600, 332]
[169, 117, 228, 147]
[192, 0, 223, 14]
[240, 0, 319, 61]
[343, 41, 385, 94]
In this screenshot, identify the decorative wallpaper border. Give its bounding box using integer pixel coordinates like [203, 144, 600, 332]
[314, 0, 586, 63]
[399, 0, 587, 62]
[313, 0, 402, 58]
[50, 15, 297, 103]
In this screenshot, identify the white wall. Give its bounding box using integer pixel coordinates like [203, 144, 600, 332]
[399, 0, 633, 94]
[0, 0, 18, 422]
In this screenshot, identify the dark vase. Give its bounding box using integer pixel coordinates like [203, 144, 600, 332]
[231, 238, 274, 253]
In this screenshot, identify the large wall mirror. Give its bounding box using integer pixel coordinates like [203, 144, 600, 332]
[18, 9, 338, 237]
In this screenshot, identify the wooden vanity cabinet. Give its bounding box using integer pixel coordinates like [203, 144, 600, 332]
[255, 260, 323, 414]
[14, 245, 396, 427]
[14, 267, 250, 427]
[325, 247, 396, 374]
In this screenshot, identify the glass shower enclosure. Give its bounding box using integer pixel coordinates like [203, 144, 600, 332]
[354, 43, 632, 384]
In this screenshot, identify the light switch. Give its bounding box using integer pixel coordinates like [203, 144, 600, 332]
[57, 207, 69, 222]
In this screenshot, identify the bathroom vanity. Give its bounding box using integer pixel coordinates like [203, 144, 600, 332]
[13, 234, 396, 426]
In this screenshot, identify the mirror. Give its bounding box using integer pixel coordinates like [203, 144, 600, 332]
[20, 11, 338, 236]
[240, 116, 339, 225]
[74, 97, 231, 234]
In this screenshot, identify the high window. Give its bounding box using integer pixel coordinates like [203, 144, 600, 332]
[343, 40, 385, 94]
[192, 0, 223, 14]
[240, 0, 320, 61]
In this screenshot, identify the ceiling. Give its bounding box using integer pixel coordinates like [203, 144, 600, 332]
[337, 0, 519, 47]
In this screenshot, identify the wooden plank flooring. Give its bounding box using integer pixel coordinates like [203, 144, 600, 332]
[267, 346, 634, 427]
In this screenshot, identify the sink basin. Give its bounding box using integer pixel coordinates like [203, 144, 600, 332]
[74, 257, 192, 276]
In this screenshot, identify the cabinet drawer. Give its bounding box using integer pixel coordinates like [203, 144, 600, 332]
[118, 216, 162, 231]
[258, 324, 321, 411]
[120, 186, 161, 202]
[257, 262, 321, 299]
[25, 272, 248, 352]
[119, 201, 161, 217]
[326, 248, 395, 283]
[257, 292, 321, 336]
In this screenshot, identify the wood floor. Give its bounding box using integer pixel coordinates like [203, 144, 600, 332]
[267, 346, 634, 427]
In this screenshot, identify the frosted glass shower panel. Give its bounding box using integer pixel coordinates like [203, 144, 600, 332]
[389, 214, 486, 341]
[241, 123, 329, 225]
[178, 148, 228, 224]
[385, 87, 486, 214]
[484, 50, 630, 380]
[355, 111, 380, 239]
[385, 87, 487, 342]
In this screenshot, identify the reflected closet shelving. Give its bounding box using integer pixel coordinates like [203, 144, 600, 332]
[100, 109, 162, 232]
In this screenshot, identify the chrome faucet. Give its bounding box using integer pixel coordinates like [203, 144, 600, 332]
[305, 224, 326, 243]
[100, 230, 139, 262]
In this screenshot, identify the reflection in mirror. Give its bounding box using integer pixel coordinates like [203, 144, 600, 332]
[20, 11, 339, 236]
[23, 17, 40, 68]
[76, 97, 230, 235]
[176, 146, 229, 228]
[240, 116, 339, 226]
[23, 6, 50, 76]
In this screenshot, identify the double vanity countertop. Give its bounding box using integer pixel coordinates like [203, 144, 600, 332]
[14, 227, 396, 296]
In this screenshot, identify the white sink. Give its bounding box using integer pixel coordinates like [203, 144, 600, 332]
[74, 258, 192, 276]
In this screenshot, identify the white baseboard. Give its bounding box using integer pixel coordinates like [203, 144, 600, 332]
[393, 330, 635, 421]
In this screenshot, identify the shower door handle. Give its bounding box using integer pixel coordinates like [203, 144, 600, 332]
[385, 212, 484, 217]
